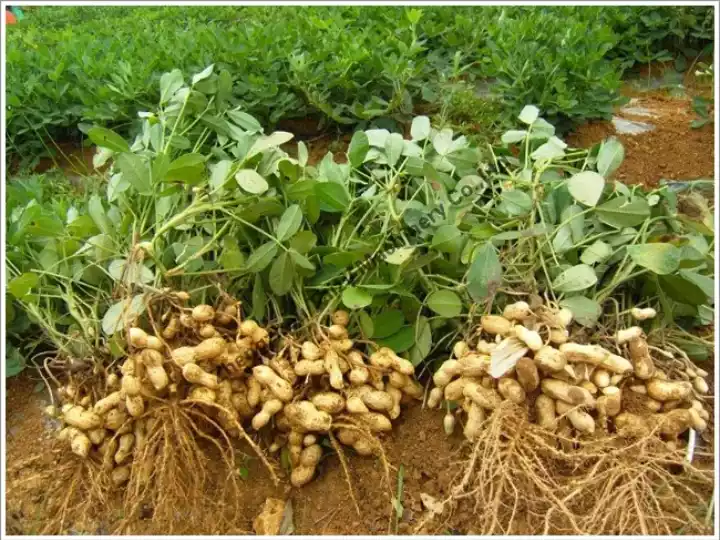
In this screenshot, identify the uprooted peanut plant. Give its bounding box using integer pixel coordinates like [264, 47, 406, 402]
[416, 299, 714, 534]
[41, 289, 423, 531]
[5, 63, 714, 534]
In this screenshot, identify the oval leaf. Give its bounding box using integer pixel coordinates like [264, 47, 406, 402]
[372, 310, 406, 339]
[245, 242, 278, 273]
[431, 225, 463, 253]
[102, 295, 146, 336]
[375, 326, 415, 353]
[596, 137, 625, 178]
[567, 171, 605, 207]
[88, 127, 130, 153]
[411, 116, 431, 141]
[276, 205, 303, 242]
[559, 296, 602, 327]
[269, 252, 295, 295]
[348, 131, 370, 168]
[596, 197, 651, 228]
[627, 243, 681, 275]
[551, 264, 598, 293]
[518, 105, 539, 125]
[315, 182, 350, 213]
[236, 169, 269, 194]
[342, 287, 372, 309]
[426, 290, 462, 317]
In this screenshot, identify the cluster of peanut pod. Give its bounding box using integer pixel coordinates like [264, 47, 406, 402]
[47, 293, 423, 488]
[428, 301, 711, 446]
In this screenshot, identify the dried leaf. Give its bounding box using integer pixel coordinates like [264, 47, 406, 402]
[490, 337, 528, 378]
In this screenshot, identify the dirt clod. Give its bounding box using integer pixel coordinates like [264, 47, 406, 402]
[253, 498, 289, 535]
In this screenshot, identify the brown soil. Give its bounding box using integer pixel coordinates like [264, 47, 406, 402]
[566, 92, 715, 189]
[4, 372, 459, 535]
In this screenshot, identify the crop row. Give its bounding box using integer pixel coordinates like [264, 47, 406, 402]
[5, 6, 713, 155]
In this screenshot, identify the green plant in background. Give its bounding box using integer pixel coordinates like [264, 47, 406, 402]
[481, 7, 626, 132]
[5, 5, 713, 158]
[6, 66, 715, 380]
[690, 61, 714, 129]
[599, 6, 714, 70]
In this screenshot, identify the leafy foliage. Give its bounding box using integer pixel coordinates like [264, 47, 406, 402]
[6, 6, 713, 155]
[5, 65, 715, 378]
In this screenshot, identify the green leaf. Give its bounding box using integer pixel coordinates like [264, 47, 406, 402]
[116, 153, 151, 194]
[596, 197, 650, 228]
[160, 69, 184, 103]
[552, 264, 598, 293]
[219, 237, 245, 269]
[410, 316, 432, 365]
[384, 247, 415, 265]
[191, 64, 214, 85]
[358, 311, 374, 338]
[88, 127, 129, 153]
[315, 182, 350, 213]
[348, 131, 369, 168]
[245, 242, 278, 273]
[658, 273, 708, 306]
[288, 249, 315, 271]
[580, 241, 612, 265]
[559, 296, 602, 327]
[227, 110, 263, 133]
[371, 310, 405, 339]
[596, 137, 624, 178]
[6, 347, 27, 378]
[210, 159, 233, 191]
[269, 252, 295, 295]
[518, 105, 539, 125]
[552, 224, 573, 254]
[9, 272, 39, 299]
[563, 204, 585, 243]
[166, 153, 206, 184]
[567, 171, 605, 207]
[108, 260, 154, 285]
[467, 242, 502, 302]
[375, 326, 415, 353]
[276, 205, 303, 242]
[252, 273, 266, 321]
[247, 131, 294, 158]
[342, 286, 373, 309]
[88, 195, 113, 235]
[501, 130, 527, 144]
[289, 231, 317, 254]
[324, 251, 364, 268]
[411, 116, 431, 141]
[426, 290, 462, 318]
[297, 141, 309, 167]
[498, 190, 532, 216]
[531, 139, 566, 161]
[627, 243, 680, 275]
[385, 133, 404, 167]
[679, 270, 714, 301]
[102, 295, 146, 336]
[286, 179, 316, 201]
[431, 225, 463, 253]
[235, 169, 269, 194]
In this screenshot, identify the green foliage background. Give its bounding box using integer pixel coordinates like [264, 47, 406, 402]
[6, 5, 713, 154]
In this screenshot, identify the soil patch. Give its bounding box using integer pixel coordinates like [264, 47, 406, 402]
[567, 92, 714, 189]
[4, 372, 459, 535]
